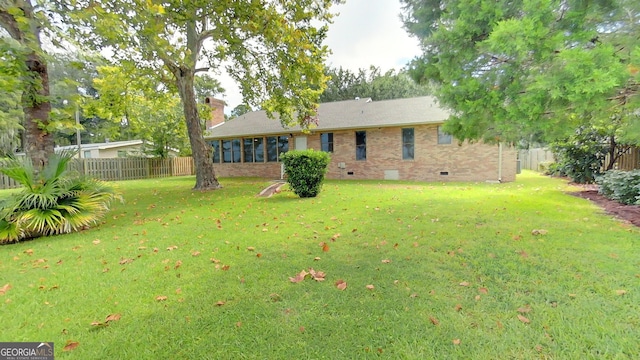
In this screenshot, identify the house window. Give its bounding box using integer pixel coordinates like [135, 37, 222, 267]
[321, 133, 333, 152]
[211, 140, 221, 163]
[232, 139, 241, 162]
[222, 139, 241, 163]
[355, 131, 366, 160]
[117, 150, 127, 158]
[266, 136, 278, 162]
[402, 128, 414, 160]
[277, 135, 289, 160]
[243, 138, 254, 163]
[254, 137, 264, 162]
[438, 126, 452, 144]
[266, 135, 289, 162]
[243, 137, 264, 163]
[83, 150, 92, 159]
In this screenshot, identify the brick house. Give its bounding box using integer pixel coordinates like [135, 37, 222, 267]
[204, 96, 517, 182]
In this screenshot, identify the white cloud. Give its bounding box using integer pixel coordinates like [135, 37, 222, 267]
[217, 0, 421, 113]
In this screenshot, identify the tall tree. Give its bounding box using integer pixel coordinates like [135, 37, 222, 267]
[320, 66, 430, 103]
[58, 0, 340, 190]
[401, 0, 640, 145]
[0, 1, 55, 168]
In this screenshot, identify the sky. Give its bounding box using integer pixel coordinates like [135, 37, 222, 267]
[217, 0, 422, 114]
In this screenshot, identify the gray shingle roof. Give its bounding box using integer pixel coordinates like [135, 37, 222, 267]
[205, 96, 450, 139]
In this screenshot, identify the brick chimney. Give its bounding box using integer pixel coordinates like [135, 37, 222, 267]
[204, 97, 225, 128]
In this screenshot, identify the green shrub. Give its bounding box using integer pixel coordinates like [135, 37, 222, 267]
[596, 170, 640, 205]
[0, 152, 122, 244]
[281, 149, 331, 198]
[549, 127, 607, 184]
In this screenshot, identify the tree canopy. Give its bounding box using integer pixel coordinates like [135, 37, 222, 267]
[320, 66, 430, 103]
[57, 0, 341, 190]
[401, 0, 640, 146]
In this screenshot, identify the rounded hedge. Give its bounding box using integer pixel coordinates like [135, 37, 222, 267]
[281, 149, 331, 198]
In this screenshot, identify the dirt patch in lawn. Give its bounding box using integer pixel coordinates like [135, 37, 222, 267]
[569, 187, 640, 228]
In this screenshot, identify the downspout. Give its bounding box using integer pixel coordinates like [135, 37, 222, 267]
[498, 142, 503, 182]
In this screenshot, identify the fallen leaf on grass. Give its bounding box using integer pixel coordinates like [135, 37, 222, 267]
[92, 240, 100, 245]
[410, 293, 418, 298]
[531, 229, 548, 235]
[289, 270, 308, 283]
[478, 287, 489, 294]
[452, 339, 461, 345]
[155, 296, 168, 301]
[215, 301, 225, 306]
[335, 279, 347, 290]
[381, 259, 391, 264]
[0, 284, 11, 295]
[192, 251, 201, 257]
[166, 245, 178, 251]
[24, 249, 34, 255]
[119, 258, 133, 265]
[174, 260, 182, 270]
[247, 247, 255, 251]
[221, 265, 230, 271]
[459, 281, 470, 287]
[517, 306, 531, 313]
[616, 290, 627, 296]
[519, 251, 529, 258]
[331, 233, 341, 241]
[91, 313, 122, 327]
[256, 253, 262, 258]
[517, 315, 530, 324]
[320, 242, 330, 252]
[62, 340, 79, 352]
[454, 304, 462, 312]
[429, 316, 440, 326]
[313, 257, 321, 261]
[366, 284, 375, 290]
[309, 268, 326, 282]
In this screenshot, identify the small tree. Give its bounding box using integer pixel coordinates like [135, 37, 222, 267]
[281, 150, 331, 198]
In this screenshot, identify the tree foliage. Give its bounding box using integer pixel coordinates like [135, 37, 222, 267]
[401, 0, 640, 145]
[57, 0, 341, 190]
[82, 63, 191, 156]
[320, 66, 430, 103]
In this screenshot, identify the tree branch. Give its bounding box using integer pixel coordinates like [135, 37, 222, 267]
[0, 9, 22, 40]
[194, 67, 209, 73]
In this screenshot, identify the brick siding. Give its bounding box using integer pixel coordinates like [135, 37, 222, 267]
[210, 124, 517, 182]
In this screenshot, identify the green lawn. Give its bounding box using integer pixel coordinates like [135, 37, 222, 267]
[1, 171, 638, 359]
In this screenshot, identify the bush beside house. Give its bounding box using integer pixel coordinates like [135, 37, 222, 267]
[281, 149, 330, 198]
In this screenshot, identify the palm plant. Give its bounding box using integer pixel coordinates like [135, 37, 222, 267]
[0, 151, 121, 244]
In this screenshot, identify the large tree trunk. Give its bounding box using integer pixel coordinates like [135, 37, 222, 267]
[22, 50, 54, 170]
[174, 67, 222, 190]
[1, 2, 54, 171]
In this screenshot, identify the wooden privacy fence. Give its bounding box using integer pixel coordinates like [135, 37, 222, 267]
[0, 157, 195, 189]
[519, 148, 555, 171]
[519, 147, 640, 172]
[605, 146, 640, 171]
